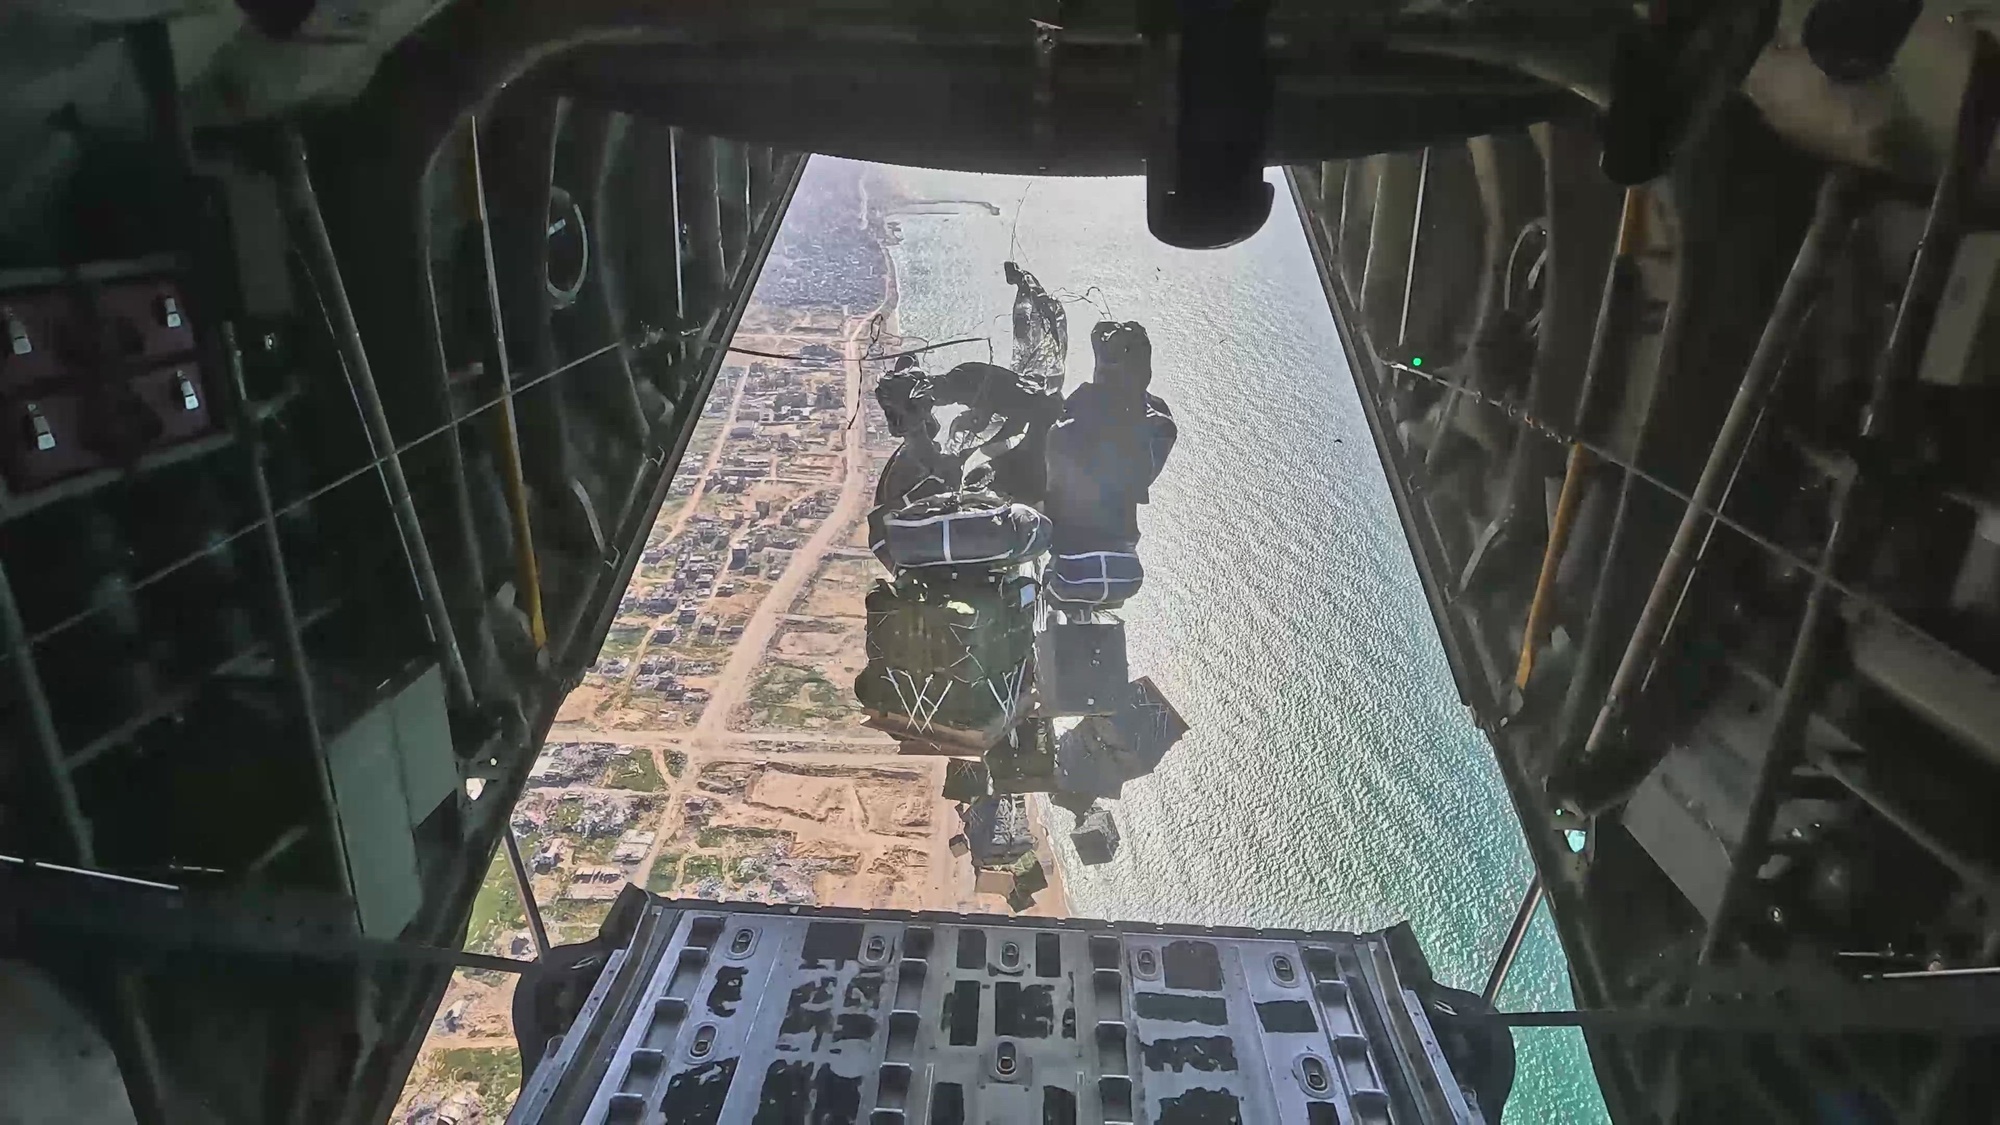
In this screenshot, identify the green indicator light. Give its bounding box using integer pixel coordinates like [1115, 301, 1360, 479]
[1410, 356, 1423, 367]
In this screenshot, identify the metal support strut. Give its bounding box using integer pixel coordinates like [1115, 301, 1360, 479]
[0, 566, 92, 863]
[503, 825, 553, 960]
[220, 324, 354, 900]
[1482, 874, 1545, 1005]
[280, 126, 478, 713]
[1555, 169, 1865, 815]
[469, 120, 551, 651]
[1514, 187, 1648, 691]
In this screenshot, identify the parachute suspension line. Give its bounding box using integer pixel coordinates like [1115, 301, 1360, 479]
[1055, 285, 1113, 322]
[1009, 180, 1037, 263]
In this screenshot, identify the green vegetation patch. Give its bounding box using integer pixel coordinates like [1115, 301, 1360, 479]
[601, 752, 665, 792]
[545, 799, 585, 835]
[463, 853, 525, 955]
[745, 660, 852, 728]
[681, 854, 727, 884]
[597, 623, 647, 661]
[664, 750, 688, 777]
[436, 1046, 520, 1122]
[545, 899, 615, 929]
[646, 854, 683, 894]
[696, 825, 791, 850]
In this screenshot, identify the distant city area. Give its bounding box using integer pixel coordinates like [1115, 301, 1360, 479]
[392, 162, 1063, 1125]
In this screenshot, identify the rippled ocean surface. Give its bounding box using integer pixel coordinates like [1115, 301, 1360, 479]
[864, 159, 1609, 1123]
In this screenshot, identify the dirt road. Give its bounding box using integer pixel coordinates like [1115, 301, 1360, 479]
[607, 373, 748, 708]
[693, 308, 878, 741]
[663, 370, 747, 543]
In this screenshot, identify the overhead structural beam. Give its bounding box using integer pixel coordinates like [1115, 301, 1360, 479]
[1359, 152, 1422, 344]
[1397, 147, 1430, 348]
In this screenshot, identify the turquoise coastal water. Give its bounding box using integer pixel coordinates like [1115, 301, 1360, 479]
[868, 160, 1609, 1124]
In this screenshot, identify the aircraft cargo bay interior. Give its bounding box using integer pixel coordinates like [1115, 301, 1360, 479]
[4, 2, 2000, 1123]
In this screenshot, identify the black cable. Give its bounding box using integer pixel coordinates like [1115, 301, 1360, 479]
[726, 336, 988, 362]
[861, 315, 933, 359]
[1009, 181, 1036, 262]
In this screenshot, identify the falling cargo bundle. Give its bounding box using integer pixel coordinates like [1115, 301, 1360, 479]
[1044, 321, 1177, 609]
[1069, 804, 1121, 865]
[855, 261, 1189, 903]
[856, 568, 1034, 753]
[1053, 676, 1189, 807]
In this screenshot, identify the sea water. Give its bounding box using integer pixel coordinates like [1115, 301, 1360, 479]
[860, 158, 1609, 1124]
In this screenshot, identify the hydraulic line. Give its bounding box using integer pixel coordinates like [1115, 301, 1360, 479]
[1376, 356, 1989, 711]
[1513, 186, 1648, 691]
[470, 120, 551, 651]
[1514, 449, 1588, 690]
